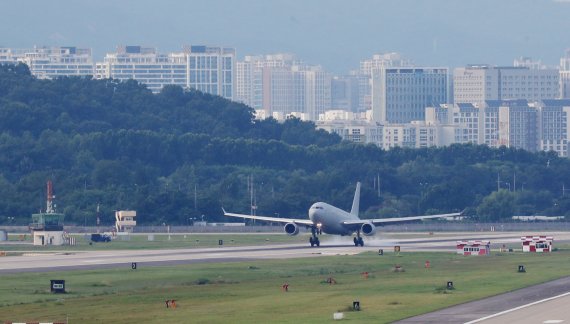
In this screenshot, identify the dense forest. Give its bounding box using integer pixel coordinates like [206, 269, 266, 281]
[1, 63, 569, 226]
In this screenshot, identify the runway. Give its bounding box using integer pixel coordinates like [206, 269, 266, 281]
[2, 231, 570, 323]
[0, 231, 559, 274]
[395, 276, 570, 324]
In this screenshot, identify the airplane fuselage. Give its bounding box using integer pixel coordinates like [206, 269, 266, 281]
[308, 202, 359, 236]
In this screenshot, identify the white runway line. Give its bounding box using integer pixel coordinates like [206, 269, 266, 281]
[464, 291, 570, 324]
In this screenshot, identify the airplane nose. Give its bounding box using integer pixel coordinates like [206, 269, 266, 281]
[309, 208, 316, 221]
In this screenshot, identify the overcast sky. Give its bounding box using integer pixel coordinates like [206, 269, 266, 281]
[2, 0, 570, 73]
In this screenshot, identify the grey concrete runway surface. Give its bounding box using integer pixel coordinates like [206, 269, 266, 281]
[1, 231, 567, 274]
[472, 293, 570, 324]
[395, 276, 570, 324]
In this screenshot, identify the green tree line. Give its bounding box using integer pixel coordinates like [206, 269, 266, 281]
[0, 63, 569, 226]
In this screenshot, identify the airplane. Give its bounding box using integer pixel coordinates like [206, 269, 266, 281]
[223, 182, 462, 247]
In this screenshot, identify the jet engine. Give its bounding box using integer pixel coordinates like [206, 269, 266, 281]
[284, 223, 300, 236]
[361, 222, 376, 236]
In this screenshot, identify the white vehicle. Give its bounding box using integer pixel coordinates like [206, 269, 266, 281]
[223, 182, 461, 247]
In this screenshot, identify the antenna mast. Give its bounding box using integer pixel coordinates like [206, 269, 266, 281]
[46, 180, 55, 213]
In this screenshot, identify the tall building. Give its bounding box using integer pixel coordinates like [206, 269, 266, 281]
[6, 46, 94, 79]
[0, 47, 26, 64]
[538, 99, 570, 157]
[236, 54, 331, 120]
[454, 65, 560, 104]
[236, 55, 263, 109]
[331, 73, 360, 112]
[496, 101, 538, 152]
[560, 50, 570, 99]
[371, 67, 448, 123]
[96, 45, 235, 98]
[359, 53, 413, 112]
[95, 46, 187, 92]
[184, 45, 236, 100]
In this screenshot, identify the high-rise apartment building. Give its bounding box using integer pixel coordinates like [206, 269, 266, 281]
[538, 99, 570, 157]
[236, 55, 263, 109]
[0, 48, 26, 64]
[496, 101, 538, 152]
[2, 46, 94, 79]
[331, 73, 360, 112]
[236, 54, 331, 120]
[371, 67, 448, 123]
[184, 45, 235, 100]
[560, 50, 570, 99]
[95, 46, 187, 92]
[454, 65, 560, 104]
[96, 45, 235, 98]
[358, 53, 413, 112]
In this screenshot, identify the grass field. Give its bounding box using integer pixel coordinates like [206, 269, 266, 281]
[1, 249, 569, 323]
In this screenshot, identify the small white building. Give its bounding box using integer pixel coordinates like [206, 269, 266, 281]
[521, 236, 553, 252]
[115, 210, 137, 233]
[33, 231, 65, 246]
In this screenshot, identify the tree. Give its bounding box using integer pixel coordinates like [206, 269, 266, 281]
[476, 190, 515, 222]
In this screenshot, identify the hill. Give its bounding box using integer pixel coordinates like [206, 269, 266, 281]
[0, 63, 569, 225]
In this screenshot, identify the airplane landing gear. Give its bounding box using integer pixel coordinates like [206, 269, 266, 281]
[353, 234, 364, 247]
[310, 228, 320, 247]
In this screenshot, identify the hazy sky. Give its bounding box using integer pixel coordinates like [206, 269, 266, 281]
[2, 0, 570, 73]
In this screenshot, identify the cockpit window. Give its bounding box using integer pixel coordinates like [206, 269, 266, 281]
[314, 206, 324, 210]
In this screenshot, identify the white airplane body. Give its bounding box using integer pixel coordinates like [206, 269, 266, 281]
[223, 182, 461, 247]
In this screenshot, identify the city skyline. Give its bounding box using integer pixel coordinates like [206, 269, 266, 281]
[2, 0, 570, 73]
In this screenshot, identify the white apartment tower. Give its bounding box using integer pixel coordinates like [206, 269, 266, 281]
[236, 55, 263, 109]
[0, 48, 26, 64]
[15, 46, 94, 79]
[237, 54, 331, 120]
[560, 50, 570, 99]
[184, 45, 235, 100]
[95, 46, 187, 92]
[359, 53, 413, 112]
[538, 99, 570, 157]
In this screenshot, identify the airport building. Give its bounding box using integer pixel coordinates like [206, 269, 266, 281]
[521, 236, 553, 253]
[456, 240, 491, 256]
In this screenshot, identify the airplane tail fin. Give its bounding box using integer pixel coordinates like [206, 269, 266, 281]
[350, 182, 361, 217]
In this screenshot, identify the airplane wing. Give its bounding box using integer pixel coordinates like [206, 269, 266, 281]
[222, 208, 314, 226]
[342, 212, 461, 226]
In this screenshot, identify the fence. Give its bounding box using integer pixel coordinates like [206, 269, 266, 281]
[2, 222, 570, 234]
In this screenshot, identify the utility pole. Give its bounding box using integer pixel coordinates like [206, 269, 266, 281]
[194, 184, 197, 211]
[377, 174, 381, 198]
[497, 173, 501, 191]
[513, 172, 516, 192]
[96, 203, 100, 234]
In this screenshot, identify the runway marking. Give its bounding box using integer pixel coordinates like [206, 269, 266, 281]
[464, 291, 570, 324]
[543, 320, 564, 324]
